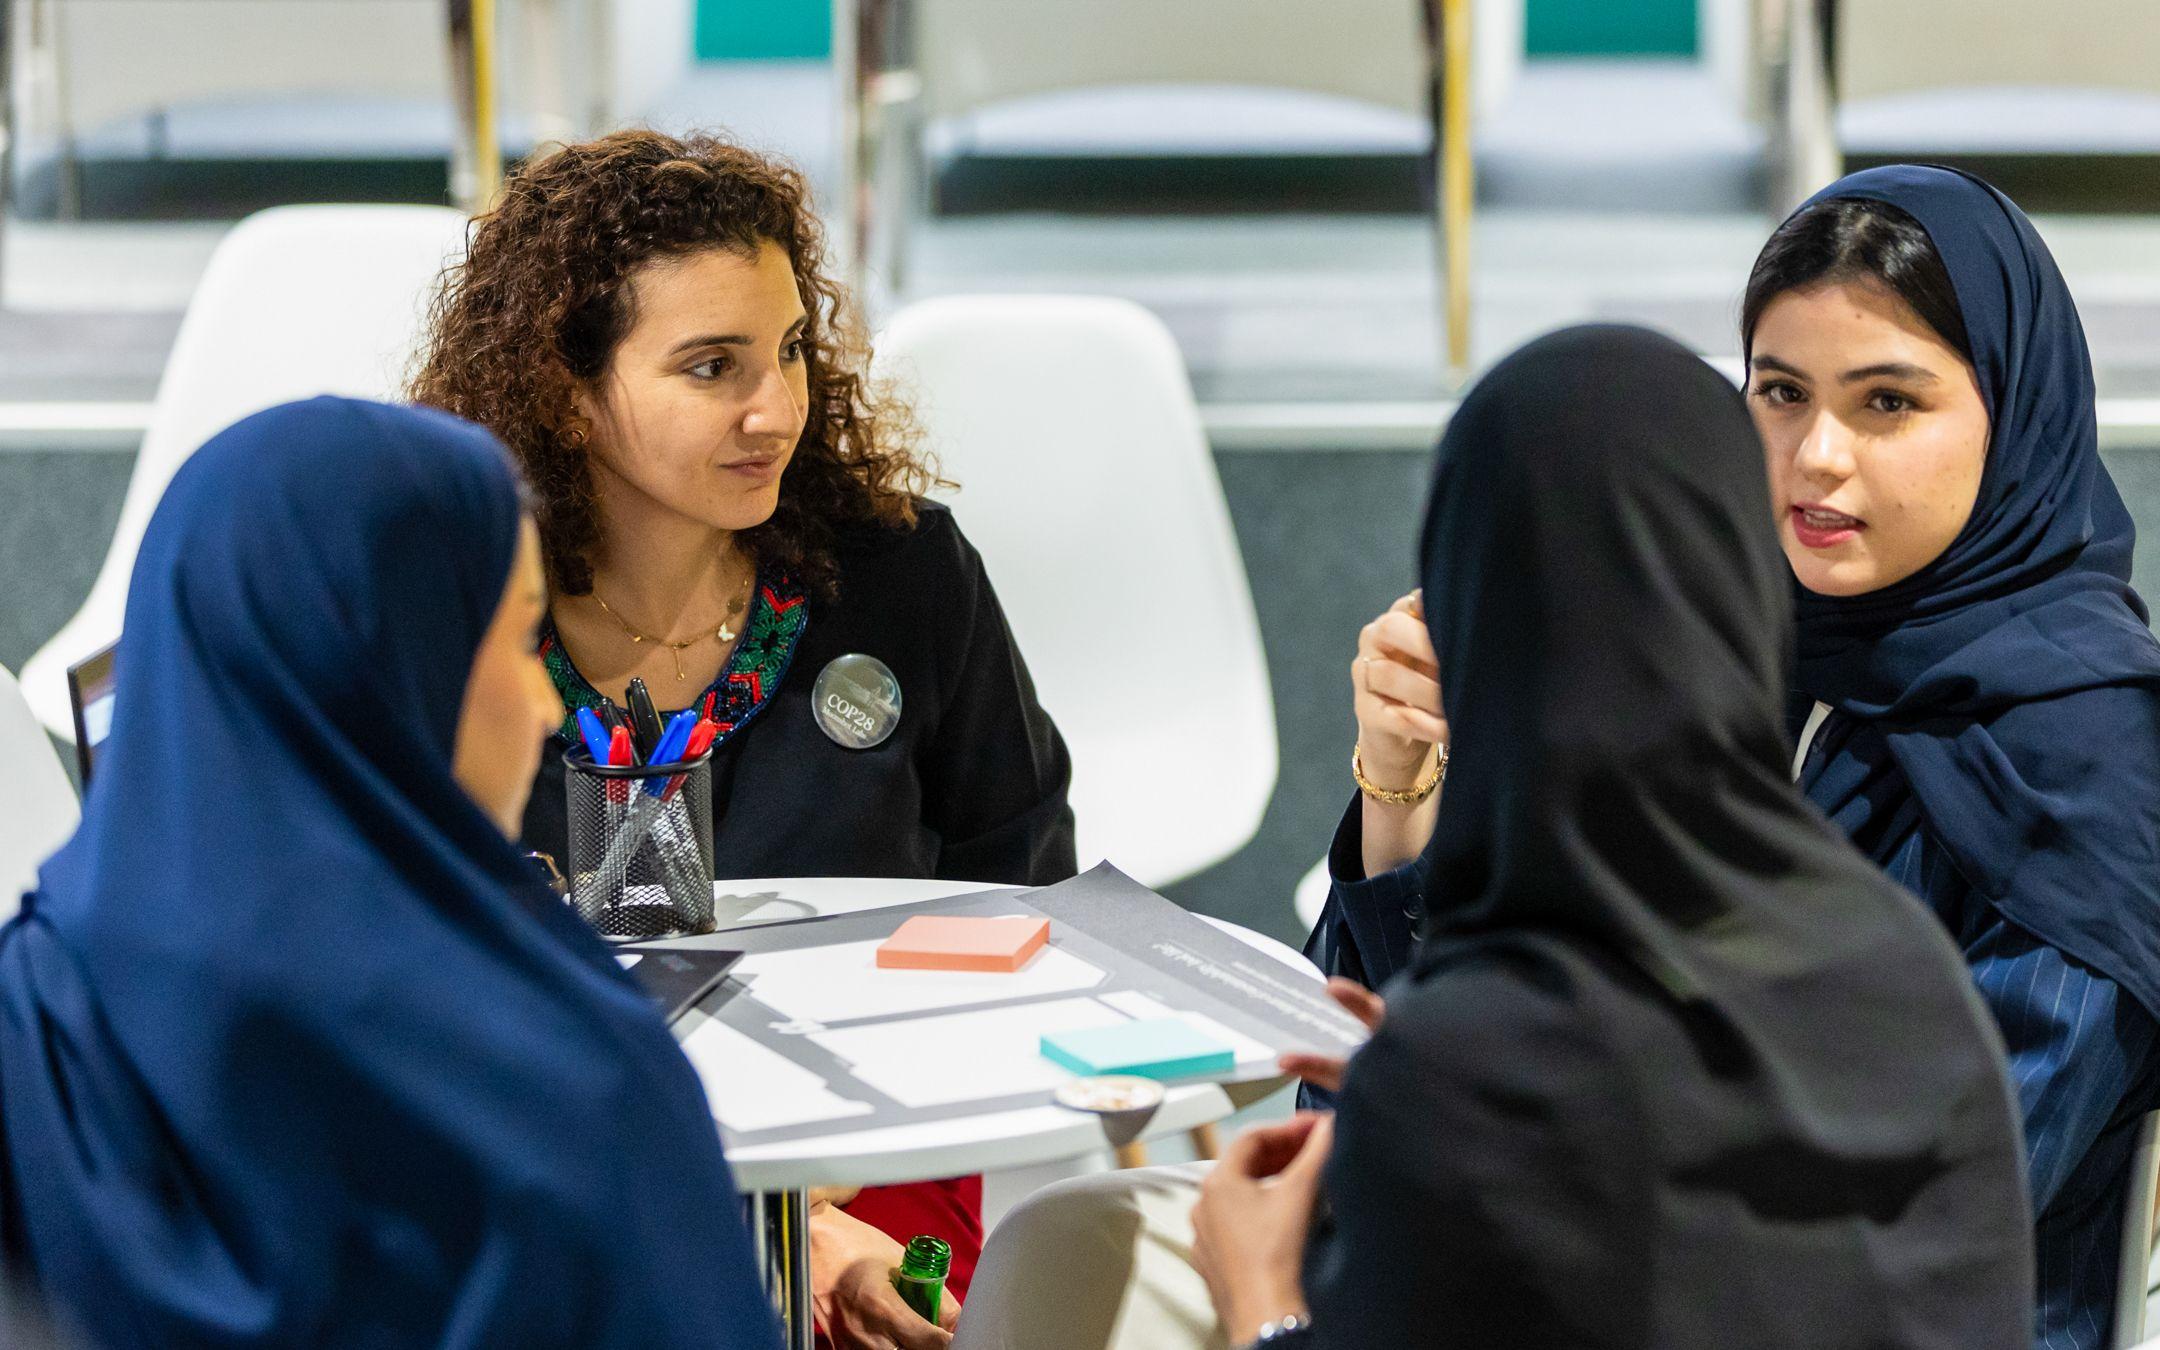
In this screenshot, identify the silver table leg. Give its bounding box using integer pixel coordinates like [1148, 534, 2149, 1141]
[748, 1188, 815, 1349]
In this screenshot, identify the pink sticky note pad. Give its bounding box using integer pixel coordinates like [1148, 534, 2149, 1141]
[876, 915, 1051, 973]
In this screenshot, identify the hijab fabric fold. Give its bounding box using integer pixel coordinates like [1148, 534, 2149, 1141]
[0, 398, 777, 1348]
[1780, 166, 2160, 1019]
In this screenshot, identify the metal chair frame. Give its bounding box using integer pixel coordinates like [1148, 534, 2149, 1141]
[0, 0, 509, 299]
[831, 0, 1477, 376]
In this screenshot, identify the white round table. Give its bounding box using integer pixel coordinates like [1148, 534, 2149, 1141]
[650, 876, 1319, 1347]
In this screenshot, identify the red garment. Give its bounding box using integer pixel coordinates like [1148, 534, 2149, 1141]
[843, 1176, 982, 1298]
[813, 1175, 981, 1348]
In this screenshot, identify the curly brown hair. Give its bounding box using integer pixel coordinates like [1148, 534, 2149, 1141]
[410, 129, 938, 598]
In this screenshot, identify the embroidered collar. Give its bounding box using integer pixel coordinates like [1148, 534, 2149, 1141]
[541, 570, 810, 747]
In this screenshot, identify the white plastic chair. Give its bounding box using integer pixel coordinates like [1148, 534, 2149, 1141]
[2115, 1110, 2160, 1347]
[20, 204, 470, 742]
[872, 295, 1277, 890]
[0, 663, 80, 920]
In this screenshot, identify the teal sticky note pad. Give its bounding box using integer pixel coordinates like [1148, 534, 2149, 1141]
[1040, 1018, 1235, 1080]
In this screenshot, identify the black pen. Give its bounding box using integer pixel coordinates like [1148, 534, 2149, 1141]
[625, 677, 664, 760]
[596, 702, 627, 737]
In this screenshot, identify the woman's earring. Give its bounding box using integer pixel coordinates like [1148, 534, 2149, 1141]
[564, 425, 588, 448]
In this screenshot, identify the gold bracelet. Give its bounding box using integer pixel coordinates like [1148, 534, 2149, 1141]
[1352, 742, 1448, 806]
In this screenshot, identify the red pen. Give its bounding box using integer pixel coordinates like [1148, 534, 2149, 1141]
[605, 725, 635, 804]
[661, 719, 721, 803]
[684, 718, 719, 760]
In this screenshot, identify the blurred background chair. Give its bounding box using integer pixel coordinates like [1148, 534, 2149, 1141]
[1761, 0, 2160, 210]
[838, 0, 1517, 373]
[31, 1, 458, 172]
[3, 0, 695, 220]
[0, 661, 77, 918]
[871, 294, 1277, 891]
[18, 204, 468, 741]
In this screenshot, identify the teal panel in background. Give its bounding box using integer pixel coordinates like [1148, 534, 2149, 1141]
[1526, 0, 1697, 56]
[700, 0, 1693, 63]
[696, 0, 831, 60]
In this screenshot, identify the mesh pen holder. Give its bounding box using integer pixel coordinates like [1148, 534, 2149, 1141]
[565, 747, 717, 940]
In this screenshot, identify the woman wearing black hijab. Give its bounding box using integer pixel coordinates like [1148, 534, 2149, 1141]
[957, 326, 2031, 1350]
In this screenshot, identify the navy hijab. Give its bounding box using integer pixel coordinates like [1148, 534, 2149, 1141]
[1777, 166, 2160, 1020]
[0, 398, 779, 1349]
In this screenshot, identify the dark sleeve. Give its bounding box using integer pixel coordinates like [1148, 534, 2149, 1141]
[919, 526, 1077, 887]
[1301, 796, 1429, 991]
[1297, 799, 1432, 1110]
[1306, 957, 1644, 1349]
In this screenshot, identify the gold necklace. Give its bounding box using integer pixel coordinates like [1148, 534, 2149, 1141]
[589, 574, 751, 683]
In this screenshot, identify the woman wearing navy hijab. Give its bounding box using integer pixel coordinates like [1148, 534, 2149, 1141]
[0, 398, 782, 1348]
[1740, 166, 2160, 1350]
[1314, 166, 2160, 1346]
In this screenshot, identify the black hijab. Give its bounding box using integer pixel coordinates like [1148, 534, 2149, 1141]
[1420, 325, 1987, 1041]
[1307, 327, 2030, 1347]
[1781, 166, 2160, 1020]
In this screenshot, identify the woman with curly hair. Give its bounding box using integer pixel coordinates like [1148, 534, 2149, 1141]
[412, 129, 1075, 1350]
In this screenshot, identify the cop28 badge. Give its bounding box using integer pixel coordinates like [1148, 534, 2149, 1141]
[812, 654, 902, 750]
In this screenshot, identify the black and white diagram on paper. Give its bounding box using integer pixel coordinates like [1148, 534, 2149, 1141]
[666, 865, 1369, 1151]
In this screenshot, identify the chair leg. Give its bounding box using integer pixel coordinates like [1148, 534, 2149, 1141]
[1187, 1123, 1222, 1161]
[1114, 1141, 1150, 1169]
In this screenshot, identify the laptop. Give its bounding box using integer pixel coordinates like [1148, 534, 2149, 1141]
[66, 642, 118, 786]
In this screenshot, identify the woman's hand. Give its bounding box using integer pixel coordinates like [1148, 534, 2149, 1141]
[809, 1202, 960, 1349]
[1278, 978, 1387, 1095]
[1352, 590, 1448, 877]
[1191, 1112, 1335, 1342]
[1353, 589, 1446, 788]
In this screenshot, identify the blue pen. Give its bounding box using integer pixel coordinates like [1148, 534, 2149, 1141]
[643, 711, 698, 796]
[575, 707, 613, 766]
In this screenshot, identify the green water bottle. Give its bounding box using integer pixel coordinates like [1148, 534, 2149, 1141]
[893, 1235, 951, 1325]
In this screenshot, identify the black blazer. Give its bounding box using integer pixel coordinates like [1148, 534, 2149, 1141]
[522, 502, 1077, 887]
